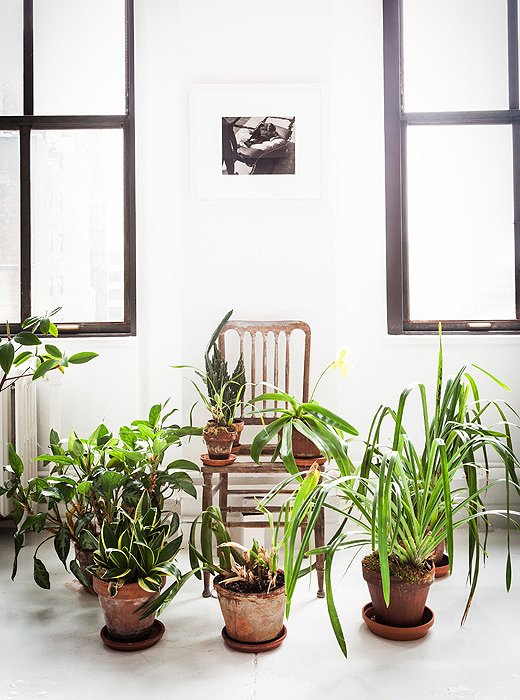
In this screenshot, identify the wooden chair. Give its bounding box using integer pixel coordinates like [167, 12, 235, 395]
[201, 320, 325, 598]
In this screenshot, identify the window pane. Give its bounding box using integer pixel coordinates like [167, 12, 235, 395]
[0, 0, 23, 115]
[33, 0, 126, 115]
[31, 130, 124, 322]
[407, 125, 515, 321]
[0, 131, 20, 322]
[402, 0, 509, 112]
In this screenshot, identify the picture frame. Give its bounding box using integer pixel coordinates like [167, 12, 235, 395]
[190, 83, 323, 201]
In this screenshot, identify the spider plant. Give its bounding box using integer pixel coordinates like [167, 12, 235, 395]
[261, 330, 520, 657]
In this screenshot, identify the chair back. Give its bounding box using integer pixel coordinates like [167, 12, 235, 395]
[217, 320, 311, 425]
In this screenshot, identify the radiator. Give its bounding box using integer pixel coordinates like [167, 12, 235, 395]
[0, 377, 38, 517]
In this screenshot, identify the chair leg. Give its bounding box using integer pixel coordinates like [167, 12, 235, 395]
[315, 507, 325, 598]
[202, 471, 213, 598]
[219, 474, 228, 526]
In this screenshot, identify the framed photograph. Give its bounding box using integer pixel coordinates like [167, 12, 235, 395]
[190, 84, 322, 201]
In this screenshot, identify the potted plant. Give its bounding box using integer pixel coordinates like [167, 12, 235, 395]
[187, 467, 321, 650]
[250, 348, 358, 474]
[204, 310, 246, 449]
[89, 493, 184, 648]
[2, 401, 201, 592]
[269, 334, 520, 657]
[0, 307, 97, 393]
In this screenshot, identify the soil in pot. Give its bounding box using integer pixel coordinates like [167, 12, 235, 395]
[93, 577, 163, 643]
[203, 424, 237, 460]
[214, 572, 286, 644]
[362, 552, 434, 628]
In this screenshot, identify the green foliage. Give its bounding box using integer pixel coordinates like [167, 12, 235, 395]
[204, 309, 246, 425]
[279, 331, 520, 657]
[250, 389, 358, 477]
[189, 468, 322, 597]
[89, 493, 183, 596]
[3, 401, 201, 590]
[0, 308, 97, 392]
[172, 310, 246, 427]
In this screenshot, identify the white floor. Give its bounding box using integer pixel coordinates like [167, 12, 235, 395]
[1, 526, 519, 700]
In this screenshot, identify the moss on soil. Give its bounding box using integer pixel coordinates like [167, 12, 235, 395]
[363, 551, 433, 584]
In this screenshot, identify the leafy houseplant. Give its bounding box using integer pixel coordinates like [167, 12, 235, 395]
[89, 493, 184, 644]
[277, 333, 520, 657]
[186, 467, 321, 646]
[250, 349, 358, 475]
[204, 309, 246, 447]
[0, 308, 98, 393]
[2, 402, 201, 592]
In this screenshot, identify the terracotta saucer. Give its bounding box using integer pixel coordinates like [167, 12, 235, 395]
[362, 603, 434, 641]
[434, 554, 450, 579]
[293, 456, 326, 468]
[200, 453, 237, 467]
[100, 620, 165, 651]
[221, 625, 287, 653]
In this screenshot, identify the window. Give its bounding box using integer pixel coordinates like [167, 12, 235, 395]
[384, 0, 520, 333]
[0, 0, 135, 336]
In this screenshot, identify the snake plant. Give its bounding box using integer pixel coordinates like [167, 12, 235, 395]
[89, 493, 183, 597]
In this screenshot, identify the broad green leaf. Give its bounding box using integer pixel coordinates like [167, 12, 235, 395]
[32, 358, 58, 380]
[13, 350, 32, 367]
[14, 331, 41, 346]
[0, 342, 15, 374]
[8, 444, 24, 477]
[148, 404, 162, 427]
[68, 351, 98, 365]
[33, 558, 50, 589]
[54, 524, 71, 568]
[44, 344, 62, 359]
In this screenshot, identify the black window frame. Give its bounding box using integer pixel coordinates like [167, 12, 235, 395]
[0, 0, 136, 337]
[384, 0, 520, 335]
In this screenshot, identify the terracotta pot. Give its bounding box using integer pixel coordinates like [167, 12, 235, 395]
[73, 544, 96, 594]
[232, 419, 245, 447]
[291, 426, 322, 460]
[93, 577, 162, 642]
[214, 574, 286, 643]
[203, 425, 237, 460]
[362, 558, 434, 628]
[433, 540, 445, 566]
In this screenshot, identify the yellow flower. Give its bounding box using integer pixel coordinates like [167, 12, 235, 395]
[331, 347, 351, 378]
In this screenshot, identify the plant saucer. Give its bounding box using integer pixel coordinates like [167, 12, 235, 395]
[434, 554, 450, 579]
[100, 620, 165, 651]
[221, 625, 287, 653]
[200, 453, 237, 467]
[362, 603, 434, 641]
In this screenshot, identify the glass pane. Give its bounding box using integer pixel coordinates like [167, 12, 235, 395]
[407, 125, 515, 321]
[33, 0, 126, 115]
[0, 131, 21, 322]
[0, 0, 23, 115]
[402, 0, 509, 112]
[31, 130, 124, 322]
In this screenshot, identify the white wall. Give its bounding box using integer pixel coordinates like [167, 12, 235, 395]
[48, 0, 519, 509]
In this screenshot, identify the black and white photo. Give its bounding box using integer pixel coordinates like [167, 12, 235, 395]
[221, 117, 295, 175]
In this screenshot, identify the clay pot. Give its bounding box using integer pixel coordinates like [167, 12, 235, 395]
[232, 419, 245, 447]
[203, 424, 237, 460]
[433, 540, 445, 566]
[362, 558, 434, 628]
[291, 426, 322, 460]
[214, 574, 286, 643]
[93, 577, 162, 642]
